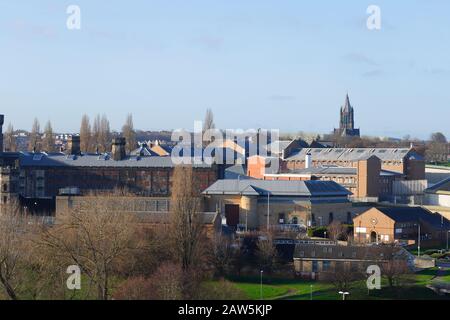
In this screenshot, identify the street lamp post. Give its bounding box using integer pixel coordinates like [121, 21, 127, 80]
[310, 285, 313, 300]
[324, 231, 327, 239]
[447, 230, 449, 252]
[338, 291, 349, 301]
[418, 224, 421, 258]
[267, 193, 270, 231]
[260, 270, 264, 300]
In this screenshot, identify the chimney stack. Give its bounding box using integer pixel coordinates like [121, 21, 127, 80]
[67, 135, 81, 155]
[112, 137, 126, 161]
[0, 114, 4, 153]
[305, 152, 312, 169]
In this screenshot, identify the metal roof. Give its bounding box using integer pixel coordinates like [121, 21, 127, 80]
[203, 179, 352, 197]
[19, 152, 212, 168]
[425, 177, 450, 194]
[286, 147, 422, 162]
[293, 243, 408, 261]
[367, 207, 450, 228]
[289, 166, 357, 175]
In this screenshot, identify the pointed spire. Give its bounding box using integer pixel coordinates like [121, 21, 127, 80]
[343, 93, 352, 112]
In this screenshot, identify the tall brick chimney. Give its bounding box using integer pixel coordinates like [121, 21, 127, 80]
[67, 135, 81, 155]
[112, 137, 126, 161]
[0, 114, 4, 153]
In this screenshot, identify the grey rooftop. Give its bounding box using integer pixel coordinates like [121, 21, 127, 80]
[18, 152, 213, 168]
[286, 147, 422, 162]
[203, 179, 352, 197]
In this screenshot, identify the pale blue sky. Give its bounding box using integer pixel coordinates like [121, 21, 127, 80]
[0, 0, 449, 139]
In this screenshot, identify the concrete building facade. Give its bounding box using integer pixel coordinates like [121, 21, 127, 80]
[203, 179, 361, 230]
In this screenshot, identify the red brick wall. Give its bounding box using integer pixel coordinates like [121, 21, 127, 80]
[21, 166, 218, 198]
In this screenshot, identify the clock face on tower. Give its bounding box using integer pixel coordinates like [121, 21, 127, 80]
[371, 218, 378, 226]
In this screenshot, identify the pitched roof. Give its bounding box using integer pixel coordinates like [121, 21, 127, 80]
[203, 179, 352, 197]
[286, 147, 422, 162]
[19, 152, 212, 168]
[293, 243, 408, 261]
[374, 206, 450, 228]
[130, 145, 160, 157]
[289, 166, 357, 176]
[224, 164, 251, 180]
[425, 177, 450, 194]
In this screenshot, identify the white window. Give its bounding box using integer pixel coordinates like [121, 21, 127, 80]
[395, 228, 403, 234]
[355, 227, 367, 233]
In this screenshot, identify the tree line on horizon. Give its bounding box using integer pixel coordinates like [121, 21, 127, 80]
[3, 114, 137, 155]
[1, 109, 448, 163]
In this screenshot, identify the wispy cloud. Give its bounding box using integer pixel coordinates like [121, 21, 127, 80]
[362, 69, 383, 78]
[343, 52, 379, 67]
[191, 36, 224, 51]
[425, 67, 450, 76]
[9, 19, 58, 39]
[268, 94, 296, 102]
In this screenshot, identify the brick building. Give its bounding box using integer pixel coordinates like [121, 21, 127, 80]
[1, 136, 220, 214]
[353, 206, 450, 247]
[283, 147, 425, 180]
[247, 154, 407, 201]
[293, 242, 412, 280]
[202, 179, 363, 230]
[56, 194, 221, 237]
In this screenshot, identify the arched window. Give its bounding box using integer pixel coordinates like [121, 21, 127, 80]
[2, 184, 7, 192]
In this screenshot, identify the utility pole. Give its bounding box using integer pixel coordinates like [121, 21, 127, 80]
[447, 230, 449, 252]
[267, 193, 270, 231]
[260, 270, 264, 300]
[418, 224, 421, 258]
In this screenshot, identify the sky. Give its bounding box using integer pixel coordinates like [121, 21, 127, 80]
[0, 0, 449, 139]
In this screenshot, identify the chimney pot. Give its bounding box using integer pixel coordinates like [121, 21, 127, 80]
[67, 135, 81, 155]
[305, 152, 312, 169]
[112, 137, 126, 161]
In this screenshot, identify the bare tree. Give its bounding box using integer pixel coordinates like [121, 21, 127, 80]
[113, 262, 183, 300]
[210, 234, 234, 278]
[427, 133, 449, 164]
[203, 108, 215, 133]
[40, 193, 137, 300]
[42, 121, 55, 152]
[28, 118, 41, 152]
[99, 114, 111, 153]
[327, 221, 348, 241]
[380, 245, 411, 288]
[231, 243, 246, 277]
[92, 114, 101, 152]
[80, 114, 92, 153]
[0, 201, 43, 300]
[256, 233, 278, 275]
[323, 262, 363, 293]
[122, 114, 136, 154]
[4, 123, 17, 152]
[169, 165, 205, 273]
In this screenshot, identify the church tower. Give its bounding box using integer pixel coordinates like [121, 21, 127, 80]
[334, 94, 360, 137]
[0, 114, 4, 152]
[340, 94, 355, 130]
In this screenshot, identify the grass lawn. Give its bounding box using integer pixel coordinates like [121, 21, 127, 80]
[218, 269, 450, 300]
